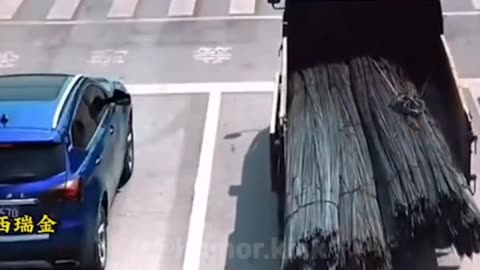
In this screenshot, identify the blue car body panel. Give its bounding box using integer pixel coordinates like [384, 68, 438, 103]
[0, 73, 132, 265]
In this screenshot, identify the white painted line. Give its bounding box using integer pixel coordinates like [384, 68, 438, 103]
[0, 15, 281, 25]
[47, 0, 81, 20]
[473, 0, 480, 9]
[0, 11, 476, 25]
[182, 91, 221, 270]
[460, 78, 480, 84]
[108, 0, 139, 18]
[229, 0, 256, 15]
[443, 11, 480, 16]
[125, 81, 275, 95]
[0, 0, 23, 20]
[168, 0, 197, 17]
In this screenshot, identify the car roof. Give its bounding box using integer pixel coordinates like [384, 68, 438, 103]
[0, 73, 81, 130]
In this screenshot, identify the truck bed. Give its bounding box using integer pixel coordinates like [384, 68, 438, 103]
[286, 35, 473, 181]
[271, 0, 474, 190]
[268, 1, 478, 269]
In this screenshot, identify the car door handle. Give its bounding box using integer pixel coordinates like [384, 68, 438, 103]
[95, 156, 102, 165]
[109, 125, 115, 135]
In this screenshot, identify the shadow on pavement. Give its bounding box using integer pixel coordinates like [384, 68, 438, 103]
[225, 128, 281, 270]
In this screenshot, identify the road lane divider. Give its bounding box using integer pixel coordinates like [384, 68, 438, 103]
[0, 0, 23, 20]
[47, 0, 82, 20]
[182, 91, 222, 270]
[108, 0, 140, 18]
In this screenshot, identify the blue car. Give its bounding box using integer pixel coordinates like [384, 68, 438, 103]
[0, 73, 134, 269]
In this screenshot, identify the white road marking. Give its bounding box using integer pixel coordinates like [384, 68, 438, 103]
[0, 15, 281, 25]
[0, 11, 475, 25]
[443, 11, 480, 16]
[193, 47, 232, 64]
[108, 0, 139, 18]
[88, 49, 128, 65]
[0, 0, 23, 20]
[182, 91, 221, 270]
[0, 50, 20, 68]
[460, 78, 480, 85]
[229, 0, 256, 15]
[124, 81, 275, 95]
[168, 0, 197, 17]
[473, 0, 480, 9]
[47, 0, 81, 20]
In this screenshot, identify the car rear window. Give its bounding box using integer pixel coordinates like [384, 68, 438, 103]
[0, 143, 66, 184]
[0, 75, 68, 101]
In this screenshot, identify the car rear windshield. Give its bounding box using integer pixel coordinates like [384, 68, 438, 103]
[0, 75, 68, 101]
[0, 143, 66, 184]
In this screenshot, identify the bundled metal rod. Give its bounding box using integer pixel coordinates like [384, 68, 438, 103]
[283, 67, 340, 270]
[283, 56, 480, 270]
[283, 62, 390, 270]
[348, 56, 480, 255]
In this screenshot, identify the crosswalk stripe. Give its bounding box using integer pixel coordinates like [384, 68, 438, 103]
[473, 0, 480, 9]
[108, 0, 139, 18]
[168, 0, 197, 16]
[229, 0, 256, 14]
[0, 0, 23, 20]
[47, 0, 82, 20]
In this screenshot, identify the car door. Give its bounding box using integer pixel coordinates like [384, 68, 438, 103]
[67, 85, 107, 209]
[91, 81, 124, 175]
[92, 81, 128, 170]
[89, 84, 123, 189]
[110, 97, 127, 184]
[82, 84, 118, 204]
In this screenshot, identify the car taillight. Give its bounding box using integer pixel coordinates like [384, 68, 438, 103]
[42, 178, 83, 202]
[0, 144, 14, 148]
[60, 178, 83, 200]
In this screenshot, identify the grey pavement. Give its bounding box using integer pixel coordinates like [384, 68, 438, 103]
[0, 12, 477, 84]
[0, 21, 281, 83]
[0, 0, 476, 23]
[441, 0, 477, 12]
[101, 91, 280, 270]
[1, 1, 480, 270]
[444, 14, 480, 78]
[0, 0, 280, 21]
[200, 93, 280, 270]
[107, 94, 207, 270]
[1, 5, 480, 84]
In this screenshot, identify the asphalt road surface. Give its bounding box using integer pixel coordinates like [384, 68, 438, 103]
[1, 0, 480, 270]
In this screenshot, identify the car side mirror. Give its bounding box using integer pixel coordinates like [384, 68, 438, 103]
[109, 89, 131, 106]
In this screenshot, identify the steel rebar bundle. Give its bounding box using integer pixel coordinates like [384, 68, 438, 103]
[283, 62, 390, 270]
[283, 56, 480, 270]
[347, 56, 480, 255]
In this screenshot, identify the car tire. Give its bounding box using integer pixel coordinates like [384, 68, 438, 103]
[77, 207, 108, 270]
[119, 119, 134, 189]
